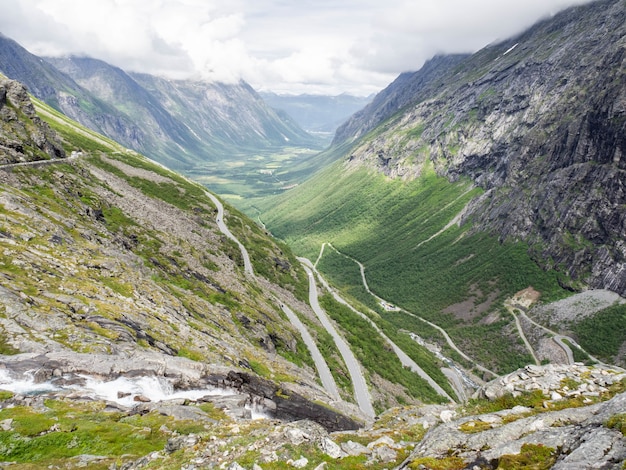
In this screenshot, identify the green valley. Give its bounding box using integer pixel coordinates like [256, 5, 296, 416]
[256, 159, 571, 374]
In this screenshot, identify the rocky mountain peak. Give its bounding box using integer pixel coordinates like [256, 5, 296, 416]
[0, 77, 66, 164]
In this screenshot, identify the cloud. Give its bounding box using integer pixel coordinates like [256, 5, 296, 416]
[352, 0, 596, 74]
[0, 0, 596, 95]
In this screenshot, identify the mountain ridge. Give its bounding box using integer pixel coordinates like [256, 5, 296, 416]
[0, 35, 321, 170]
[308, 0, 626, 295]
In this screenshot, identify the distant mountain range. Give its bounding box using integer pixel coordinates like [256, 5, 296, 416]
[260, 92, 373, 137]
[0, 33, 321, 170]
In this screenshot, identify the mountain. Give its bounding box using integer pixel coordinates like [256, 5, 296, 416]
[1, 17, 626, 468]
[334, 0, 626, 294]
[258, 0, 626, 373]
[260, 92, 373, 136]
[0, 34, 321, 170]
[332, 54, 469, 145]
[1, 76, 625, 470]
[0, 74, 367, 416]
[0, 33, 147, 155]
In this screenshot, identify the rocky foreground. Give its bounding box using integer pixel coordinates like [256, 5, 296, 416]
[0, 361, 624, 469]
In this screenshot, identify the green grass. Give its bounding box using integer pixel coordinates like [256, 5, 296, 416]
[309, 250, 455, 398]
[316, 246, 380, 311]
[259, 160, 570, 372]
[88, 152, 309, 300]
[88, 154, 212, 215]
[187, 146, 327, 201]
[570, 303, 626, 364]
[0, 399, 211, 467]
[34, 99, 121, 155]
[607, 413, 626, 436]
[497, 443, 557, 470]
[0, 329, 19, 355]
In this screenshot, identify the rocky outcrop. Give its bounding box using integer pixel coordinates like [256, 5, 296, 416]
[338, 0, 626, 296]
[400, 364, 626, 469]
[112, 364, 626, 469]
[2, 361, 624, 469]
[214, 371, 362, 432]
[475, 363, 626, 401]
[0, 78, 65, 163]
[403, 391, 626, 469]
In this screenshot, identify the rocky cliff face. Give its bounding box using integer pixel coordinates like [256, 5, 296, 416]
[336, 0, 626, 295]
[0, 77, 65, 164]
[333, 54, 468, 145]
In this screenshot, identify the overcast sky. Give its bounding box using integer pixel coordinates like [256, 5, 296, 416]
[1, 0, 594, 96]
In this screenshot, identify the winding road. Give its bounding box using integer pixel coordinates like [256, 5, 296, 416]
[3, 150, 349, 405]
[505, 301, 540, 366]
[204, 192, 254, 276]
[322, 243, 498, 379]
[301, 263, 376, 418]
[515, 307, 610, 367]
[279, 302, 340, 400]
[205, 192, 353, 404]
[301, 257, 455, 403]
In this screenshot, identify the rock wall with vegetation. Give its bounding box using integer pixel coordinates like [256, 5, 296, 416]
[335, 0, 626, 296]
[0, 77, 65, 164]
[0, 88, 365, 427]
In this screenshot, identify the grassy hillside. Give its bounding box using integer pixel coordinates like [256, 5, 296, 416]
[259, 159, 571, 374]
[0, 94, 339, 389]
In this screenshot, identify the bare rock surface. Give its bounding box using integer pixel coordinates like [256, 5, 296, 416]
[0, 78, 65, 164]
[476, 363, 626, 401]
[400, 364, 626, 469]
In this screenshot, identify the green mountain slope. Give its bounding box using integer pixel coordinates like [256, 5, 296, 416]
[258, 0, 626, 373]
[261, 160, 570, 374]
[3, 76, 466, 432]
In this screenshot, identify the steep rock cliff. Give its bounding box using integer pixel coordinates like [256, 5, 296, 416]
[340, 0, 626, 295]
[0, 77, 65, 163]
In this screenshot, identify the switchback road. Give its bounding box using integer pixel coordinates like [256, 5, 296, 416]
[321, 243, 498, 379]
[301, 263, 375, 418]
[301, 257, 454, 403]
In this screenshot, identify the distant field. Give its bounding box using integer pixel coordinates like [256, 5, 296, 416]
[184, 147, 323, 201]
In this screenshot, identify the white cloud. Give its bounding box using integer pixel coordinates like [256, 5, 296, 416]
[0, 0, 596, 95]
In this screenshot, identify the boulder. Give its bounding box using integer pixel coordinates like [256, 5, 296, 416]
[320, 437, 347, 459]
[341, 440, 371, 456]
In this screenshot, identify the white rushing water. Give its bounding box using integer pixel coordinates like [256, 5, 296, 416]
[74, 375, 233, 407]
[0, 369, 271, 419]
[0, 369, 60, 395]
